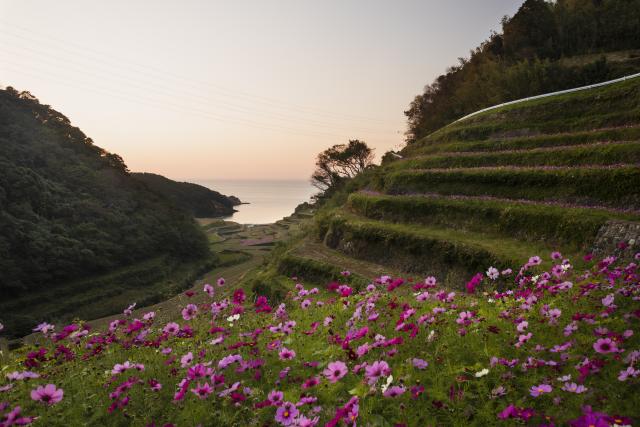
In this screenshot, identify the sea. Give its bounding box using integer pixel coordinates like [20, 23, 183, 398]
[196, 179, 317, 224]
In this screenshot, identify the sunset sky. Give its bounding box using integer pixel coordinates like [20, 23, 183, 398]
[0, 0, 522, 181]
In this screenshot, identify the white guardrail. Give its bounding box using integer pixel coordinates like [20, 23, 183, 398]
[454, 72, 640, 123]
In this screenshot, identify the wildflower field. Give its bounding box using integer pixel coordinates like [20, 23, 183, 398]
[1, 250, 639, 426]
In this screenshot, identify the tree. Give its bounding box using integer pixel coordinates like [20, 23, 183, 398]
[311, 140, 374, 192]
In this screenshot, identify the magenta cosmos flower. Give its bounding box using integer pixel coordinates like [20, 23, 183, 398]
[323, 361, 348, 383]
[275, 401, 299, 426]
[593, 338, 618, 354]
[529, 384, 552, 397]
[31, 384, 64, 405]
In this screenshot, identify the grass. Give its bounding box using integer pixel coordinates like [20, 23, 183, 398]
[421, 77, 640, 143]
[347, 192, 640, 252]
[277, 254, 369, 290]
[391, 141, 640, 170]
[316, 210, 560, 286]
[0, 254, 217, 340]
[380, 166, 640, 209]
[404, 126, 640, 157]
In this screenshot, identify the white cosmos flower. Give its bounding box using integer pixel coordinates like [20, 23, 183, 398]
[475, 368, 489, 378]
[381, 375, 393, 393]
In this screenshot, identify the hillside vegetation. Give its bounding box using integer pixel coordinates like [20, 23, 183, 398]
[133, 173, 241, 218]
[284, 77, 640, 292]
[405, 0, 640, 141]
[0, 88, 212, 338]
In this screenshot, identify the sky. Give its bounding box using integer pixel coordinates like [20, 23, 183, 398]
[0, 0, 523, 181]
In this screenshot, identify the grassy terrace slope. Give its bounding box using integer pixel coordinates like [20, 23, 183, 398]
[292, 77, 640, 288]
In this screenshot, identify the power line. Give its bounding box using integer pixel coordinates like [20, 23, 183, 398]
[0, 44, 397, 136]
[0, 22, 400, 125]
[0, 61, 361, 140]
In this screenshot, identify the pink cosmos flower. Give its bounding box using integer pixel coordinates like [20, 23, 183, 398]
[618, 366, 639, 381]
[275, 401, 299, 426]
[529, 384, 552, 397]
[123, 302, 136, 316]
[593, 338, 618, 354]
[204, 283, 214, 296]
[486, 267, 499, 280]
[323, 361, 348, 383]
[364, 361, 391, 384]
[268, 390, 284, 405]
[217, 277, 226, 287]
[383, 385, 406, 397]
[1, 405, 33, 425]
[516, 321, 528, 332]
[562, 382, 587, 393]
[32, 322, 55, 335]
[528, 256, 542, 266]
[301, 299, 311, 309]
[181, 304, 198, 321]
[180, 352, 194, 368]
[602, 294, 615, 307]
[296, 415, 319, 427]
[163, 322, 180, 335]
[30, 384, 64, 405]
[412, 358, 429, 369]
[191, 382, 213, 399]
[278, 348, 296, 361]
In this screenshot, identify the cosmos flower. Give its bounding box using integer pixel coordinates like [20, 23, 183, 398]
[203, 283, 215, 297]
[191, 382, 213, 399]
[383, 385, 406, 398]
[278, 347, 296, 361]
[180, 352, 194, 368]
[562, 382, 587, 393]
[365, 361, 391, 384]
[593, 338, 618, 354]
[486, 267, 499, 280]
[30, 384, 64, 405]
[274, 401, 299, 426]
[412, 358, 429, 370]
[32, 322, 55, 335]
[181, 304, 198, 321]
[323, 361, 348, 383]
[529, 384, 552, 397]
[268, 390, 284, 405]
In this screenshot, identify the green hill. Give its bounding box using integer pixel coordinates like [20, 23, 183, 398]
[0, 87, 213, 338]
[405, 0, 640, 141]
[133, 172, 241, 218]
[279, 77, 640, 289]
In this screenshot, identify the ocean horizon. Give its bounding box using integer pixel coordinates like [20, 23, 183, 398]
[195, 179, 317, 224]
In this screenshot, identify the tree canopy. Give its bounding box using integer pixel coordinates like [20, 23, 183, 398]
[311, 140, 374, 192]
[0, 87, 209, 297]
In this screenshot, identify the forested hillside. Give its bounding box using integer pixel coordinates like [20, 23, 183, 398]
[405, 0, 640, 141]
[0, 87, 211, 336]
[133, 173, 241, 218]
